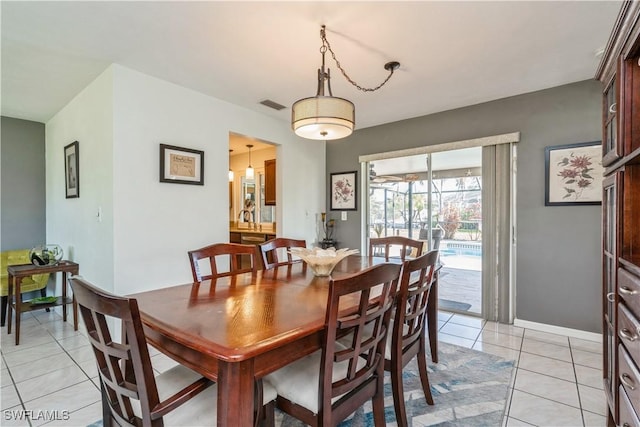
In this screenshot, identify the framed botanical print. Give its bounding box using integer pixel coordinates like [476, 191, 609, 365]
[330, 171, 357, 211]
[545, 141, 603, 206]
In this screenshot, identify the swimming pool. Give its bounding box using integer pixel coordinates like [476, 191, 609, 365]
[440, 246, 482, 257]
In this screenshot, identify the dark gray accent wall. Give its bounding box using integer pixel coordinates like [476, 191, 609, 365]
[1, 116, 46, 251]
[326, 80, 602, 333]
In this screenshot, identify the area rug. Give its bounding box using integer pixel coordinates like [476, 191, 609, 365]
[276, 342, 515, 426]
[88, 342, 514, 427]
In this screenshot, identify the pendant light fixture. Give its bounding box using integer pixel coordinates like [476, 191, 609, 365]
[228, 149, 234, 182]
[245, 144, 254, 179]
[292, 25, 400, 141]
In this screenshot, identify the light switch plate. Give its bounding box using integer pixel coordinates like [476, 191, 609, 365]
[341, 211, 347, 221]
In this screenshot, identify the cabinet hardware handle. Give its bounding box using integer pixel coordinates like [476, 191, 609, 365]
[609, 103, 617, 114]
[607, 292, 616, 302]
[619, 328, 637, 341]
[620, 373, 636, 390]
[619, 286, 638, 296]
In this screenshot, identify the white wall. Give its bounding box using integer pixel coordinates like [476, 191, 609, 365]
[45, 68, 115, 293]
[45, 64, 324, 295]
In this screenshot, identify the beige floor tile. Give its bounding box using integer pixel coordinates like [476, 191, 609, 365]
[477, 329, 523, 350]
[43, 322, 82, 340]
[472, 341, 520, 363]
[509, 390, 583, 426]
[66, 345, 95, 364]
[570, 337, 602, 354]
[437, 332, 475, 349]
[439, 322, 482, 341]
[518, 352, 576, 382]
[575, 364, 603, 389]
[56, 334, 90, 352]
[523, 329, 570, 347]
[483, 321, 525, 337]
[77, 359, 98, 379]
[579, 384, 607, 416]
[437, 311, 453, 322]
[514, 369, 580, 408]
[2, 341, 63, 368]
[448, 314, 485, 329]
[573, 348, 601, 369]
[506, 417, 535, 426]
[1, 368, 13, 387]
[1, 328, 56, 354]
[16, 365, 88, 403]
[1, 384, 21, 410]
[40, 401, 102, 427]
[25, 380, 100, 426]
[583, 409, 607, 427]
[521, 338, 572, 362]
[10, 353, 75, 384]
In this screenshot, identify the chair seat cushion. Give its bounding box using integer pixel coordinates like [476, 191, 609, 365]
[132, 364, 276, 425]
[265, 344, 365, 414]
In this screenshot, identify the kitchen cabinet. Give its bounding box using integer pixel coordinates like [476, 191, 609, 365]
[265, 159, 276, 206]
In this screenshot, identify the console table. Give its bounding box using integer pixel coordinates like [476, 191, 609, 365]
[6, 260, 79, 345]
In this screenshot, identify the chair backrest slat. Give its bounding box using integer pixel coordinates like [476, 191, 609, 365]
[369, 236, 425, 261]
[71, 277, 162, 427]
[393, 250, 439, 356]
[321, 263, 401, 421]
[188, 243, 259, 282]
[259, 238, 306, 270]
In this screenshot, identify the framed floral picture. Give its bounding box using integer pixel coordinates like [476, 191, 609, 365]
[330, 171, 357, 211]
[64, 141, 79, 198]
[545, 141, 603, 206]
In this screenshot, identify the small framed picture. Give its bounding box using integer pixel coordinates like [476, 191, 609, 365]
[159, 144, 204, 185]
[64, 141, 80, 198]
[330, 171, 357, 211]
[545, 141, 603, 206]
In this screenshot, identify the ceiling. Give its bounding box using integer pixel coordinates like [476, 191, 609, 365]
[1, 1, 622, 132]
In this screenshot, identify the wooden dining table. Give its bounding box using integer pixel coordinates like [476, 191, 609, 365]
[129, 255, 439, 427]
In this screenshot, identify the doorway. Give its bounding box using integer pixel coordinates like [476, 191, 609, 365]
[368, 147, 483, 315]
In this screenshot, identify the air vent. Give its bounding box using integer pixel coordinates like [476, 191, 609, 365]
[259, 99, 287, 111]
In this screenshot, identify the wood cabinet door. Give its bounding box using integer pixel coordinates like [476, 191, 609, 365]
[265, 159, 276, 206]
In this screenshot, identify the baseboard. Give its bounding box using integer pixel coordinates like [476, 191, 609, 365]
[513, 318, 601, 342]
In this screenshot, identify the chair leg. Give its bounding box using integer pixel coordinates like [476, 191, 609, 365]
[261, 401, 275, 427]
[390, 358, 409, 427]
[371, 372, 387, 427]
[1, 296, 7, 327]
[417, 339, 434, 405]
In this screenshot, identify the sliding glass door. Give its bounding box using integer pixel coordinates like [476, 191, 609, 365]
[367, 147, 483, 315]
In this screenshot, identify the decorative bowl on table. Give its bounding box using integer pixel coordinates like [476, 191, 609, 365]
[289, 247, 359, 277]
[29, 244, 63, 266]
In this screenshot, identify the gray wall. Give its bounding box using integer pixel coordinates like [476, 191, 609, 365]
[326, 80, 602, 333]
[1, 116, 46, 251]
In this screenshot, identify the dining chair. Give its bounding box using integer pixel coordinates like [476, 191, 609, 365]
[386, 249, 439, 427]
[258, 238, 306, 270]
[69, 276, 276, 427]
[265, 262, 402, 426]
[188, 242, 259, 282]
[369, 236, 425, 261]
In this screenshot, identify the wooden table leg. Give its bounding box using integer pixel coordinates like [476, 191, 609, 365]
[217, 359, 255, 427]
[14, 277, 22, 346]
[427, 270, 439, 363]
[62, 272, 68, 322]
[7, 274, 14, 335]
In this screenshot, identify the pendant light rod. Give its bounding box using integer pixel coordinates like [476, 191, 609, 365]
[292, 25, 399, 141]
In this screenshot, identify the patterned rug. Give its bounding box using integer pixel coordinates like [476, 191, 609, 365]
[89, 342, 514, 427]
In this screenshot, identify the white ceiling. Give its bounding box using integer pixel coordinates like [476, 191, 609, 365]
[1, 1, 622, 131]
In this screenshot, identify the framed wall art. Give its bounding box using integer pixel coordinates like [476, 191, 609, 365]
[545, 141, 603, 206]
[330, 171, 357, 211]
[64, 141, 80, 198]
[159, 144, 204, 185]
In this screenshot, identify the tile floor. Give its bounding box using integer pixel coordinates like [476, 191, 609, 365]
[0, 309, 606, 426]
